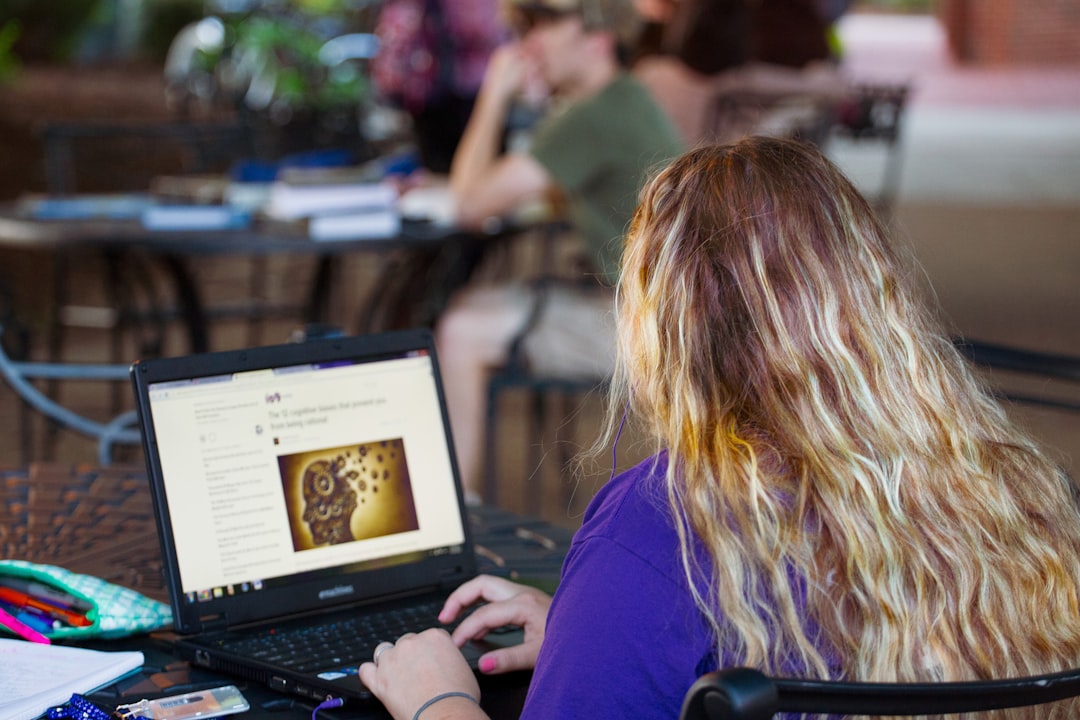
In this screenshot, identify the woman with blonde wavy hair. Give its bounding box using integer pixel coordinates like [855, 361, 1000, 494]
[357, 136, 1080, 719]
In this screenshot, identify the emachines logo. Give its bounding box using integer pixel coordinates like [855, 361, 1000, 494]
[319, 585, 355, 600]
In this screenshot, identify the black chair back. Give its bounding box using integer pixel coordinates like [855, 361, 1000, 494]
[680, 666, 1080, 719]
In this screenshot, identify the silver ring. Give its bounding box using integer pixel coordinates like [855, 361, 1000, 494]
[373, 641, 394, 667]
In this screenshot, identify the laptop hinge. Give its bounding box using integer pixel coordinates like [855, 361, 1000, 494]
[439, 565, 470, 591]
[199, 614, 229, 634]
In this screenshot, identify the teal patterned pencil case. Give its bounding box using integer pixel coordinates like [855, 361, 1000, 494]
[0, 559, 172, 639]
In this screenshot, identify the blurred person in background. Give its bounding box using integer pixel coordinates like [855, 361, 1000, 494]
[373, 0, 510, 173]
[436, 0, 683, 500]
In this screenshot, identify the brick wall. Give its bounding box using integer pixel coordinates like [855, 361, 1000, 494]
[939, 0, 1080, 65]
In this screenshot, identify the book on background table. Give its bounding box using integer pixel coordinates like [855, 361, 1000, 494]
[140, 205, 252, 231]
[22, 194, 154, 221]
[0, 638, 143, 720]
[307, 209, 401, 241]
[264, 180, 397, 220]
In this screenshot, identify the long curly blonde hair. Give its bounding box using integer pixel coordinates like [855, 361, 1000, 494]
[610, 137, 1080, 701]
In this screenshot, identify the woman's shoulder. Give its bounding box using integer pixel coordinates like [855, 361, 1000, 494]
[572, 453, 685, 573]
[580, 452, 668, 520]
[524, 452, 716, 719]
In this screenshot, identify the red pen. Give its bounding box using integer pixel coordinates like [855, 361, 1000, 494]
[0, 604, 51, 644]
[0, 587, 92, 627]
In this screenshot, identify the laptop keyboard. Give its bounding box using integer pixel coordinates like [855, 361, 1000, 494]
[219, 598, 457, 674]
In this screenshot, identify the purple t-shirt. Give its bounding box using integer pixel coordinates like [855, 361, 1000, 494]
[520, 453, 718, 718]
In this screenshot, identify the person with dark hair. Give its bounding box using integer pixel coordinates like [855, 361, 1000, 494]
[359, 137, 1080, 719]
[630, 0, 843, 148]
[752, 0, 831, 67]
[638, 0, 834, 70]
[638, 0, 752, 74]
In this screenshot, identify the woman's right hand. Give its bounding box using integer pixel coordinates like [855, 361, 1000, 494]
[439, 574, 552, 675]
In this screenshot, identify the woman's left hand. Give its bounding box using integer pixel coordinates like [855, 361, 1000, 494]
[358, 629, 486, 720]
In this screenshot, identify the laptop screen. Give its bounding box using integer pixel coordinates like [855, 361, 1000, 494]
[133, 332, 474, 633]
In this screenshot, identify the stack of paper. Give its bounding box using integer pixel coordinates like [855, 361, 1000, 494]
[0, 639, 143, 720]
[262, 180, 402, 241]
[264, 181, 397, 221]
[398, 186, 458, 226]
[308, 211, 401, 241]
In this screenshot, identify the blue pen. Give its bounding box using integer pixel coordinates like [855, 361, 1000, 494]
[0, 604, 51, 644]
[14, 607, 56, 633]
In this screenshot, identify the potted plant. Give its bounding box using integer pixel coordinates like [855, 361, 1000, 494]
[175, 0, 376, 158]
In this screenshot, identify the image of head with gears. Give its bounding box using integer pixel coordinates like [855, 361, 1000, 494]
[278, 438, 420, 551]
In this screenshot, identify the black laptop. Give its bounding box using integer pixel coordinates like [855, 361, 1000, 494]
[131, 329, 500, 703]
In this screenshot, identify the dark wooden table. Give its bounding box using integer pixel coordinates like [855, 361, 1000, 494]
[0, 463, 571, 719]
[0, 198, 507, 354]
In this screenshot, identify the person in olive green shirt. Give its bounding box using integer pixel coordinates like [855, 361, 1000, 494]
[438, 0, 684, 499]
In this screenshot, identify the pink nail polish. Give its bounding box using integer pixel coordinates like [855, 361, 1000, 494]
[480, 657, 496, 673]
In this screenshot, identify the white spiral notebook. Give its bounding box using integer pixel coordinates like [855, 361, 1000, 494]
[0, 638, 143, 720]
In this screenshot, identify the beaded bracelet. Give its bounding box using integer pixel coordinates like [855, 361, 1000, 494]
[412, 691, 479, 720]
[47, 694, 113, 720]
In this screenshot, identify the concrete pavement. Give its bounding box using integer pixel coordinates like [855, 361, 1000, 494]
[829, 13, 1080, 205]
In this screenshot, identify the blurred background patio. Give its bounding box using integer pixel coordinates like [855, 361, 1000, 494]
[0, 0, 1078, 529]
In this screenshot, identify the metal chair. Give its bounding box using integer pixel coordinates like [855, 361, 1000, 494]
[481, 271, 611, 509]
[708, 88, 839, 148]
[634, 58, 848, 150]
[0, 320, 352, 467]
[955, 338, 1080, 413]
[680, 666, 1080, 719]
[0, 323, 140, 466]
[829, 81, 911, 219]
